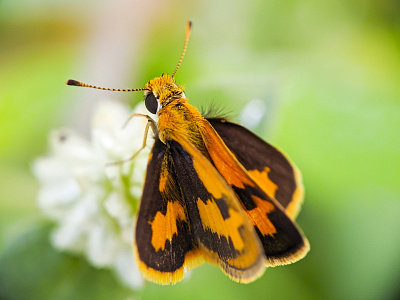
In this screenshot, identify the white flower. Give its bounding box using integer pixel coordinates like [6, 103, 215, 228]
[32, 99, 152, 289]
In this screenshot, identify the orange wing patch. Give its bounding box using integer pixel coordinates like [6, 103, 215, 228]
[197, 198, 246, 252]
[199, 121, 254, 189]
[195, 169, 223, 199]
[248, 168, 278, 199]
[150, 201, 187, 251]
[200, 125, 254, 189]
[247, 196, 276, 236]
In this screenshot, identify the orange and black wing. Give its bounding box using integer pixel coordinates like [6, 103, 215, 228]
[200, 119, 309, 266]
[135, 138, 201, 285]
[207, 118, 303, 220]
[169, 136, 265, 283]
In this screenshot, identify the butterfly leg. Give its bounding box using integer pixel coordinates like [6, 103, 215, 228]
[107, 114, 157, 166]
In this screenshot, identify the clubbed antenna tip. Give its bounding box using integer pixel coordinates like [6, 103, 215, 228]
[66, 79, 82, 86]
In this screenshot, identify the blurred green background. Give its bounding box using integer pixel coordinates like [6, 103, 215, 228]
[1, 0, 399, 299]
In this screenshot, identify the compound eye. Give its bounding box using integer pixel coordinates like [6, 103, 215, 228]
[145, 93, 158, 114]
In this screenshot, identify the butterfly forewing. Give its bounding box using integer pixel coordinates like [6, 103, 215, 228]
[200, 119, 309, 266]
[135, 138, 202, 285]
[169, 136, 266, 283]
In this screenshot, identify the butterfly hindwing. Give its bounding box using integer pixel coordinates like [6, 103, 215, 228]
[207, 118, 304, 219]
[135, 138, 202, 285]
[169, 136, 265, 283]
[200, 120, 309, 266]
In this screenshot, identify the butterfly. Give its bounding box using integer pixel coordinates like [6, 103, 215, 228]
[67, 21, 309, 285]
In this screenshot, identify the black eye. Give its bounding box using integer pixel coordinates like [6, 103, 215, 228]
[145, 93, 158, 114]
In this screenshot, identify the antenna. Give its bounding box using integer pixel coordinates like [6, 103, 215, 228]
[65, 79, 148, 92]
[172, 21, 192, 78]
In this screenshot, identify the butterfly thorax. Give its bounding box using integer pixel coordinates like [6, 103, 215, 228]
[158, 102, 208, 154]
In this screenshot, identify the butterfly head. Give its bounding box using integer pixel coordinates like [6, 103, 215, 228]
[143, 74, 186, 114]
